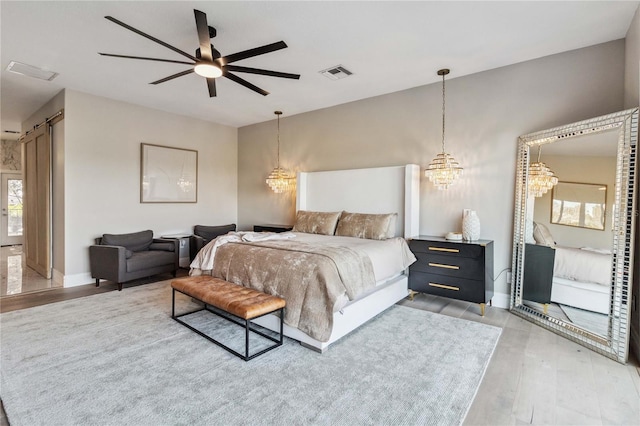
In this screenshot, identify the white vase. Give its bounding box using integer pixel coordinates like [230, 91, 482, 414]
[462, 209, 480, 241]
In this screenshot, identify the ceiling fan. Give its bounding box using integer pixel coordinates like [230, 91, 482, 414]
[99, 9, 300, 97]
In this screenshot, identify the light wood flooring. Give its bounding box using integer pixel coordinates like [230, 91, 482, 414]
[1, 282, 638, 425]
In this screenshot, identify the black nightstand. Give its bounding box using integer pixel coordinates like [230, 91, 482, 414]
[408, 236, 494, 316]
[253, 224, 293, 233]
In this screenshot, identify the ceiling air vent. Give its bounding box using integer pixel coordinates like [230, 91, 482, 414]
[6, 61, 58, 81]
[319, 65, 353, 80]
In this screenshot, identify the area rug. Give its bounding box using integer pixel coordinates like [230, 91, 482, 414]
[1, 280, 501, 425]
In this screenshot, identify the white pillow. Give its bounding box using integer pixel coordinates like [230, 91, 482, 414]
[533, 222, 555, 247]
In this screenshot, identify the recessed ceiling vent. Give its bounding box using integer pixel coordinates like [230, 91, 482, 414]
[6, 61, 58, 81]
[319, 65, 353, 80]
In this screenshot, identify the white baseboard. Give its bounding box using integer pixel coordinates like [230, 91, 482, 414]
[491, 292, 510, 309]
[63, 272, 95, 288]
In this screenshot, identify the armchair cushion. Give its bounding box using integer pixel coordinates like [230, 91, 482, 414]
[101, 230, 153, 252]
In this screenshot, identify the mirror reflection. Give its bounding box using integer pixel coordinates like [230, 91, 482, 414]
[521, 129, 617, 337]
[511, 108, 637, 364]
[551, 182, 607, 230]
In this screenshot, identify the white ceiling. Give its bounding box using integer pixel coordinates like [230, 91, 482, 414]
[1, 1, 638, 138]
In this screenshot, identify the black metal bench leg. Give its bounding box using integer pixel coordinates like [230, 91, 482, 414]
[95, 279, 100, 287]
[172, 288, 176, 318]
[245, 319, 250, 360]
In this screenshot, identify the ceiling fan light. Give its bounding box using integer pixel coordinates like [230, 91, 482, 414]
[194, 63, 222, 78]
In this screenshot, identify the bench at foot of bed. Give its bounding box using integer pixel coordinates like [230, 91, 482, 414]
[171, 276, 286, 361]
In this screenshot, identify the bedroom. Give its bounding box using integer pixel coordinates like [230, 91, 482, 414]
[1, 1, 639, 424]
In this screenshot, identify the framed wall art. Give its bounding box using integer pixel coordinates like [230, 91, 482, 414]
[140, 143, 198, 203]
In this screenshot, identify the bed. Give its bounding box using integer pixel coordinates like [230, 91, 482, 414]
[529, 221, 612, 315]
[550, 245, 612, 314]
[191, 164, 420, 352]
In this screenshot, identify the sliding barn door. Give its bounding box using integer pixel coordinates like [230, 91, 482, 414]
[23, 124, 52, 279]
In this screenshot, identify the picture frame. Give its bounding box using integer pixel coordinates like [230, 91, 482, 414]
[140, 143, 198, 203]
[550, 181, 606, 230]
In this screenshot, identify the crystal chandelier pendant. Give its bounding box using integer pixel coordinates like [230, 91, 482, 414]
[266, 167, 295, 193]
[424, 68, 463, 190]
[425, 152, 463, 190]
[266, 111, 296, 193]
[528, 161, 558, 197]
[528, 146, 558, 197]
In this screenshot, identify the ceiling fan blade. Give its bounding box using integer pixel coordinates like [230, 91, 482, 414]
[224, 71, 269, 96]
[150, 69, 195, 85]
[206, 78, 217, 97]
[194, 9, 213, 61]
[224, 65, 300, 80]
[99, 53, 194, 65]
[221, 41, 288, 65]
[105, 16, 197, 62]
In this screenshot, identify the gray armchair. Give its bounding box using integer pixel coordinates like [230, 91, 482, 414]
[90, 230, 179, 291]
[189, 224, 236, 261]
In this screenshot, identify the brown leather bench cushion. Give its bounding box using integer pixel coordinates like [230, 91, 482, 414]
[171, 276, 285, 320]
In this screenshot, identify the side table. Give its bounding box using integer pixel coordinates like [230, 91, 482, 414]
[161, 234, 192, 268]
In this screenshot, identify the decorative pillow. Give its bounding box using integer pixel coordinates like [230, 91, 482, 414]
[335, 212, 398, 240]
[533, 222, 555, 247]
[102, 230, 153, 252]
[292, 210, 341, 235]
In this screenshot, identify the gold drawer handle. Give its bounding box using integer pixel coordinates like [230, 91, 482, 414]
[428, 247, 459, 253]
[428, 262, 459, 270]
[429, 283, 460, 291]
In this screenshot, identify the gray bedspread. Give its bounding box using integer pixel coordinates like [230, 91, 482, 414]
[211, 240, 376, 342]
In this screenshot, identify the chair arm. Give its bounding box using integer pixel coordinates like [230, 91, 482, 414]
[189, 235, 205, 261]
[89, 245, 126, 283]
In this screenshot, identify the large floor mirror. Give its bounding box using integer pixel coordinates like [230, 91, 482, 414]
[511, 108, 638, 363]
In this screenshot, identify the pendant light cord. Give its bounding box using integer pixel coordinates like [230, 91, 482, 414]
[441, 71, 446, 154]
[277, 113, 280, 168]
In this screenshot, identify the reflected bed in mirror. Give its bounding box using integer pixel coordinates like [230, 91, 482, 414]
[511, 108, 638, 364]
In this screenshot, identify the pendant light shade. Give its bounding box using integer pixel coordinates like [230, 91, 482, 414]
[266, 111, 295, 193]
[425, 68, 463, 190]
[528, 146, 558, 197]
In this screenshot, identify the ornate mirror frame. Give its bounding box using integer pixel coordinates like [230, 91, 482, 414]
[511, 108, 638, 363]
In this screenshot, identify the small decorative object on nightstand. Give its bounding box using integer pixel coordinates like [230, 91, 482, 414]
[408, 236, 494, 316]
[253, 224, 293, 233]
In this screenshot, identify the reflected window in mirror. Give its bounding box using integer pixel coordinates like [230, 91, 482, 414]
[551, 182, 607, 231]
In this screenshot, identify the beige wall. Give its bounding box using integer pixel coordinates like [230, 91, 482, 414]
[62, 90, 238, 285]
[238, 40, 625, 305]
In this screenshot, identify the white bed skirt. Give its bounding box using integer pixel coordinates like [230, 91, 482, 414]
[252, 274, 409, 352]
[551, 277, 610, 314]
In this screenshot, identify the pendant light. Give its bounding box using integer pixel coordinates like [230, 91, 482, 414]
[424, 68, 463, 189]
[266, 111, 295, 193]
[528, 145, 558, 197]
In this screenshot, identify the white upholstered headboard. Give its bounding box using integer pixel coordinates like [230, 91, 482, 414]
[296, 164, 420, 238]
